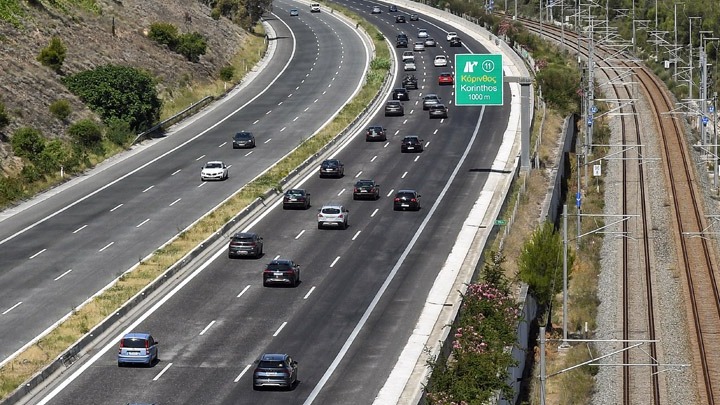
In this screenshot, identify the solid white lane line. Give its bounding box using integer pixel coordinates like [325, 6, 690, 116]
[110, 204, 123, 212]
[371, 208, 379, 218]
[2, 302, 22, 315]
[337, 189, 345, 196]
[171, 169, 181, 176]
[199, 320, 216, 335]
[72, 225, 87, 234]
[304, 286, 316, 300]
[236, 285, 251, 298]
[195, 155, 205, 161]
[273, 322, 287, 337]
[169, 198, 181, 207]
[136, 219, 150, 228]
[54, 269, 72, 281]
[355, 171, 362, 178]
[401, 171, 408, 179]
[295, 230, 306, 239]
[330, 257, 340, 267]
[153, 363, 173, 381]
[352, 231, 361, 241]
[29, 249, 46, 259]
[371, 156, 378, 162]
[234, 365, 252, 383]
[98, 242, 114, 252]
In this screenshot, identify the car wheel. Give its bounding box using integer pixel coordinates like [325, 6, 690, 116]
[228, 253, 234, 259]
[117, 361, 123, 367]
[342, 221, 348, 230]
[263, 279, 269, 287]
[353, 194, 358, 200]
[318, 222, 323, 229]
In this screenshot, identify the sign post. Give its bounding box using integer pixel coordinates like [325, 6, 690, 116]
[455, 54, 504, 106]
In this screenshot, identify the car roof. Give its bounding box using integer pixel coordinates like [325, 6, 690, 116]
[356, 179, 375, 183]
[268, 259, 293, 265]
[323, 159, 340, 163]
[321, 204, 344, 209]
[232, 232, 257, 238]
[205, 161, 223, 165]
[387, 100, 401, 104]
[286, 188, 305, 193]
[397, 189, 417, 194]
[123, 332, 151, 339]
[260, 353, 289, 361]
[403, 135, 421, 139]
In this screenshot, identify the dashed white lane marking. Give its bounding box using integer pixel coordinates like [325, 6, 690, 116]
[171, 169, 181, 176]
[295, 230, 306, 239]
[352, 231, 361, 241]
[371, 155, 378, 162]
[386, 189, 394, 197]
[401, 172, 408, 179]
[153, 363, 173, 381]
[245, 151, 253, 157]
[433, 129, 438, 134]
[234, 365, 252, 383]
[273, 322, 288, 337]
[273, 255, 280, 261]
[304, 286, 316, 300]
[337, 189, 345, 196]
[414, 156, 420, 162]
[169, 198, 181, 207]
[136, 219, 150, 228]
[236, 285, 251, 298]
[29, 249, 46, 259]
[253, 119, 259, 125]
[281, 127, 287, 132]
[371, 208, 379, 218]
[330, 256, 340, 267]
[73, 224, 87, 234]
[2, 302, 22, 315]
[110, 204, 123, 212]
[266, 110, 272, 115]
[218, 142, 227, 148]
[54, 269, 72, 281]
[199, 320, 216, 336]
[98, 242, 114, 252]
[264, 139, 272, 144]
[195, 155, 205, 161]
[355, 171, 363, 178]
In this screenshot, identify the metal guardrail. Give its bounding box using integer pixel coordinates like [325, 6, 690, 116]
[131, 95, 214, 145]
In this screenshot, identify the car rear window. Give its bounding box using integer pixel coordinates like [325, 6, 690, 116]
[258, 361, 285, 368]
[267, 263, 291, 271]
[122, 338, 147, 348]
[398, 192, 415, 198]
[234, 133, 251, 140]
[286, 190, 303, 196]
[322, 208, 341, 214]
[356, 181, 373, 187]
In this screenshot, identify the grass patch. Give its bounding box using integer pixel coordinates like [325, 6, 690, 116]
[0, 11, 389, 401]
[0, 0, 23, 26]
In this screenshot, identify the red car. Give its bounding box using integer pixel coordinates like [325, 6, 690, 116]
[438, 72, 454, 85]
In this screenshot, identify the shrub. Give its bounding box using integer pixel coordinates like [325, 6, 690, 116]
[49, 99, 72, 121]
[11, 127, 45, 160]
[0, 176, 24, 205]
[0, 102, 9, 129]
[535, 64, 581, 113]
[68, 119, 103, 150]
[35, 139, 70, 174]
[210, 8, 222, 20]
[370, 57, 391, 70]
[37, 36, 66, 73]
[175, 32, 207, 62]
[105, 117, 133, 146]
[219, 65, 235, 82]
[21, 164, 42, 183]
[147, 22, 179, 49]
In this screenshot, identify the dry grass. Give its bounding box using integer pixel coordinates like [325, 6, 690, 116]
[0, 14, 389, 401]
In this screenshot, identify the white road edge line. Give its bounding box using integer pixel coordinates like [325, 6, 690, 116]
[199, 320, 216, 336]
[153, 362, 173, 381]
[234, 364, 252, 383]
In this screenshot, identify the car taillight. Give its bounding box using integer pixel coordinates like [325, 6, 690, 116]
[354, 188, 359, 193]
[411, 198, 417, 202]
[118, 339, 123, 353]
[339, 214, 344, 218]
[145, 340, 150, 355]
[394, 198, 400, 202]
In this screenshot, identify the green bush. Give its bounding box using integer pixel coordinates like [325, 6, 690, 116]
[49, 99, 72, 121]
[175, 32, 207, 62]
[11, 127, 45, 160]
[21, 164, 42, 183]
[210, 8, 222, 20]
[0, 102, 9, 129]
[147, 22, 179, 49]
[370, 57, 391, 70]
[68, 119, 103, 150]
[535, 64, 581, 113]
[219, 65, 235, 82]
[35, 139, 70, 174]
[105, 117, 133, 146]
[37, 36, 66, 73]
[0, 176, 24, 206]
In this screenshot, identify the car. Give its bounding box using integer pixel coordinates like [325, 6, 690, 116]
[438, 72, 454, 85]
[403, 61, 416, 71]
[396, 33, 408, 48]
[424, 38, 436, 47]
[253, 353, 298, 390]
[409, 13, 419, 21]
[449, 37, 462, 47]
[200, 161, 228, 181]
[290, 8, 299, 16]
[393, 189, 421, 211]
[371, 6, 382, 14]
[429, 104, 448, 119]
[433, 55, 448, 67]
[422, 94, 441, 110]
[402, 74, 418, 90]
[389, 4, 398, 12]
[232, 131, 255, 148]
[228, 232, 263, 258]
[366, 125, 387, 141]
[319, 159, 344, 178]
[395, 15, 406, 23]
[263, 259, 300, 287]
[282, 189, 311, 209]
[400, 135, 424, 153]
[317, 204, 349, 229]
[385, 100, 405, 116]
[402, 50, 414, 62]
[413, 42, 425, 52]
[310, 3, 321, 12]
[417, 28, 428, 38]
[446, 31, 458, 41]
[353, 179, 380, 200]
[117, 332, 159, 367]
[393, 88, 410, 101]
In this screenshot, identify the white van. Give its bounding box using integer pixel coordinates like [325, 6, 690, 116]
[310, 3, 321, 12]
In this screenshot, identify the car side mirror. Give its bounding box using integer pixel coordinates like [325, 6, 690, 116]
[418, 195, 422, 198]
[420, 139, 425, 142]
[306, 193, 311, 196]
[155, 341, 160, 345]
[292, 361, 298, 365]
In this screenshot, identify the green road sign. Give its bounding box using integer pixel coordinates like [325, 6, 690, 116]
[494, 219, 507, 226]
[454, 54, 503, 106]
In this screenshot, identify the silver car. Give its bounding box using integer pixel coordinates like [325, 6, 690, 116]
[200, 161, 228, 181]
[417, 28, 428, 38]
[317, 204, 349, 229]
[413, 42, 425, 52]
[253, 353, 298, 390]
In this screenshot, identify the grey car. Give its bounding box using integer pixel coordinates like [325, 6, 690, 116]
[253, 353, 298, 390]
[385, 100, 405, 116]
[317, 204, 349, 229]
[232, 131, 255, 148]
[422, 94, 441, 110]
[228, 232, 263, 258]
[283, 189, 311, 209]
[117, 332, 159, 367]
[429, 104, 448, 119]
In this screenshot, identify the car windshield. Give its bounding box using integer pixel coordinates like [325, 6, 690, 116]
[322, 161, 338, 167]
[122, 338, 147, 348]
[321, 208, 341, 214]
[388, 101, 400, 106]
[206, 163, 222, 169]
[258, 360, 285, 368]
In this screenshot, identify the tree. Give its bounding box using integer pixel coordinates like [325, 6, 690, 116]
[36, 139, 71, 174]
[68, 119, 103, 150]
[147, 22, 179, 49]
[11, 127, 45, 160]
[37, 36, 67, 73]
[63, 64, 161, 131]
[176, 32, 207, 62]
[219, 65, 235, 82]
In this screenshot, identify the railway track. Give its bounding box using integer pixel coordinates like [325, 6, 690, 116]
[514, 16, 720, 404]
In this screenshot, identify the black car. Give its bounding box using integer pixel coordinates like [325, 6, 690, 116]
[402, 74, 418, 90]
[366, 125, 387, 141]
[319, 159, 344, 178]
[409, 13, 419, 21]
[400, 135, 424, 153]
[429, 104, 448, 119]
[263, 259, 300, 287]
[253, 353, 298, 390]
[385, 100, 405, 116]
[228, 232, 263, 258]
[449, 37, 462, 47]
[232, 131, 256, 148]
[392, 88, 410, 101]
[283, 189, 311, 209]
[353, 179, 381, 200]
[395, 15, 406, 23]
[393, 189, 421, 211]
[389, 4, 398, 12]
[396, 33, 408, 48]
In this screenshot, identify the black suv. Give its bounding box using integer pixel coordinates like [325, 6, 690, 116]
[395, 15, 406, 23]
[353, 179, 381, 200]
[232, 131, 256, 149]
[385, 100, 405, 116]
[429, 104, 448, 119]
[366, 125, 387, 142]
[402, 74, 418, 90]
[228, 232, 264, 258]
[400, 136, 424, 153]
[449, 37, 462, 47]
[319, 159, 344, 178]
[392, 88, 410, 101]
[263, 259, 301, 287]
[389, 4, 398, 12]
[394, 190, 421, 211]
[396, 34, 408, 48]
[283, 189, 311, 210]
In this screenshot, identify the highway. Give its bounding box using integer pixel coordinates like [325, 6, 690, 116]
[0, 3, 370, 364]
[17, 1, 520, 404]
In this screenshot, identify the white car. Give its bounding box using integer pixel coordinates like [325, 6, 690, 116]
[433, 55, 448, 67]
[200, 161, 229, 181]
[413, 42, 425, 52]
[310, 3, 321, 12]
[371, 6, 382, 14]
[317, 204, 349, 229]
[446, 31, 458, 41]
[402, 51, 415, 62]
[404, 61, 416, 71]
[417, 29, 428, 38]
